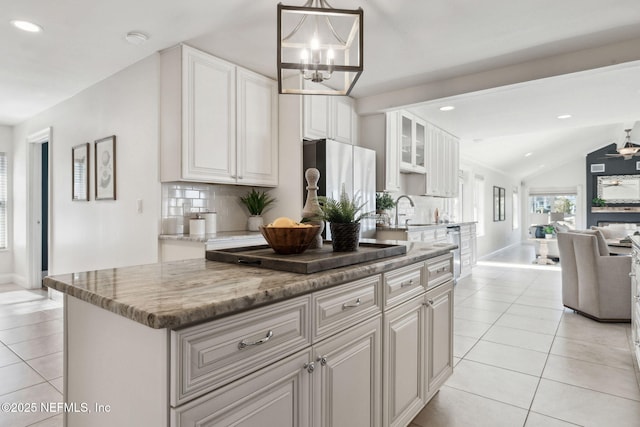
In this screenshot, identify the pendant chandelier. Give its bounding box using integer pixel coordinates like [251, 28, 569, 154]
[277, 0, 363, 96]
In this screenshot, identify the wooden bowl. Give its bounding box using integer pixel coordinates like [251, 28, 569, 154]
[259, 225, 321, 255]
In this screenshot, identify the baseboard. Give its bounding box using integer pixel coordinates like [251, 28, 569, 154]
[0, 273, 14, 285]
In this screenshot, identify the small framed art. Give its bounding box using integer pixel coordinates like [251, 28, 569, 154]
[72, 143, 90, 201]
[95, 135, 116, 200]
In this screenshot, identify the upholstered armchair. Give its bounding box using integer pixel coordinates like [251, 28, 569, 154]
[557, 230, 631, 322]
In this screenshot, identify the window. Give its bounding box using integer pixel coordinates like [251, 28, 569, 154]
[473, 174, 485, 236]
[0, 153, 6, 249]
[528, 193, 576, 229]
[512, 187, 519, 230]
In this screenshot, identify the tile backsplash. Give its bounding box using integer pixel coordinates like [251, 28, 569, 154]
[161, 182, 254, 234]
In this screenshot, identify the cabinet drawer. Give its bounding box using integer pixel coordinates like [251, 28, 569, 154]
[426, 254, 453, 289]
[383, 262, 425, 309]
[312, 275, 382, 342]
[171, 295, 311, 406]
[460, 238, 471, 254]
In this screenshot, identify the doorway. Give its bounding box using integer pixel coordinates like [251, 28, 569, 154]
[27, 127, 51, 289]
[41, 142, 48, 279]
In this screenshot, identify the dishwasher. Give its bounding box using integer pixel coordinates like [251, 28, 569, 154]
[446, 225, 461, 283]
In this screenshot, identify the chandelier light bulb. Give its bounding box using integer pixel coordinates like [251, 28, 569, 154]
[311, 37, 320, 50]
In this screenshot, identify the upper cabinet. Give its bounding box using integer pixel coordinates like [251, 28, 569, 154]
[425, 123, 459, 197]
[160, 45, 278, 186]
[398, 111, 427, 174]
[383, 110, 459, 197]
[303, 93, 357, 145]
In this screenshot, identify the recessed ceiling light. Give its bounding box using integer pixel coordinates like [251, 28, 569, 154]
[10, 19, 43, 33]
[125, 31, 149, 45]
[439, 106, 455, 111]
[524, 152, 533, 157]
[472, 138, 483, 143]
[557, 114, 572, 119]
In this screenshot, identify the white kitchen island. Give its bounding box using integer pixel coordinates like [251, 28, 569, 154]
[45, 240, 455, 427]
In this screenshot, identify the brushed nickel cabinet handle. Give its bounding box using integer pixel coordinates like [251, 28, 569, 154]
[401, 279, 414, 287]
[238, 330, 273, 349]
[342, 298, 361, 309]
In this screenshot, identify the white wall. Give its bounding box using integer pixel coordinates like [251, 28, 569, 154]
[460, 159, 522, 258]
[12, 55, 161, 284]
[0, 126, 13, 282]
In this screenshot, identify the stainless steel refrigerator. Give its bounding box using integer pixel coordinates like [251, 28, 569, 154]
[303, 139, 376, 239]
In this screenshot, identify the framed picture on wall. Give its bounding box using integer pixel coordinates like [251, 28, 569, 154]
[499, 187, 506, 221]
[493, 186, 500, 221]
[95, 135, 116, 200]
[72, 143, 90, 201]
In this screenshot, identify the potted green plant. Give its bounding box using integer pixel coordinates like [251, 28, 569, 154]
[543, 225, 555, 239]
[375, 192, 396, 212]
[319, 190, 369, 252]
[592, 197, 606, 207]
[375, 192, 395, 227]
[240, 189, 276, 231]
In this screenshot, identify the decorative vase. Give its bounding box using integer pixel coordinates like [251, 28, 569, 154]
[302, 168, 324, 248]
[330, 222, 361, 252]
[247, 215, 264, 231]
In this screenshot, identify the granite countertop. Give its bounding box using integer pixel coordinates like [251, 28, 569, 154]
[159, 230, 264, 243]
[377, 221, 477, 232]
[44, 241, 455, 330]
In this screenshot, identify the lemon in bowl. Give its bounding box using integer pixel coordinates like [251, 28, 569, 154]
[260, 218, 321, 255]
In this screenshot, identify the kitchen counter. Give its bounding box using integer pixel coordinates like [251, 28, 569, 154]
[377, 221, 477, 232]
[159, 230, 263, 243]
[44, 240, 455, 330]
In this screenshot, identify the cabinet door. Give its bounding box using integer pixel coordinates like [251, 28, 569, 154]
[400, 113, 413, 171]
[303, 94, 330, 140]
[332, 96, 355, 144]
[312, 315, 381, 427]
[172, 349, 311, 427]
[237, 68, 278, 186]
[425, 281, 454, 397]
[385, 112, 401, 192]
[182, 46, 236, 183]
[414, 119, 426, 173]
[383, 297, 426, 427]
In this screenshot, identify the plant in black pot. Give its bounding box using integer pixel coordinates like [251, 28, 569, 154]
[319, 190, 370, 252]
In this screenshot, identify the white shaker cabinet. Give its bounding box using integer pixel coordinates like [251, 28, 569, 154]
[303, 92, 357, 144]
[383, 296, 426, 427]
[631, 243, 640, 370]
[160, 44, 278, 186]
[425, 280, 454, 397]
[172, 349, 312, 427]
[425, 123, 459, 197]
[312, 315, 382, 427]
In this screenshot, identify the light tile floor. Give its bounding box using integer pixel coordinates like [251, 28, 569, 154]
[1, 243, 639, 426]
[410, 243, 640, 427]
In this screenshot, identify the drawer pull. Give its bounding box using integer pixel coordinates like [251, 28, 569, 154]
[342, 298, 361, 309]
[424, 299, 435, 307]
[634, 295, 640, 302]
[400, 279, 415, 288]
[238, 330, 273, 349]
[434, 266, 447, 273]
[317, 355, 328, 366]
[631, 272, 636, 278]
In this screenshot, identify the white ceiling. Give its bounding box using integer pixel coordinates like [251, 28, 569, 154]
[4, 0, 640, 178]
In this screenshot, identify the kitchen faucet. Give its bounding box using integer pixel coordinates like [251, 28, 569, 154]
[395, 195, 415, 227]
